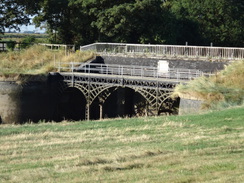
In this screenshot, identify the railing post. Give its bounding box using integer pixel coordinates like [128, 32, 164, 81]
[156, 69, 159, 116]
[86, 74, 91, 121]
[71, 62, 74, 87]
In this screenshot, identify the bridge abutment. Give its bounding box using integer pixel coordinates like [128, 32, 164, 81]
[0, 75, 55, 124]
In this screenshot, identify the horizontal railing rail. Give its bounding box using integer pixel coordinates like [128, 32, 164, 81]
[0, 41, 34, 51]
[39, 43, 75, 49]
[56, 62, 204, 81]
[0, 42, 75, 53]
[80, 43, 244, 60]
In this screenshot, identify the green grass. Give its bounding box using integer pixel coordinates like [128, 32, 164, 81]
[0, 106, 244, 182]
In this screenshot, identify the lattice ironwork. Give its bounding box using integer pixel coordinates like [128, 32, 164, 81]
[56, 72, 181, 119]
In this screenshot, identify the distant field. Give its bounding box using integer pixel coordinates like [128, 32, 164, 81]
[0, 33, 48, 39]
[0, 107, 244, 182]
[0, 33, 48, 43]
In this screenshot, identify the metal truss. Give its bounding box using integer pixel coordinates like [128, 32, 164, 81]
[57, 72, 181, 119]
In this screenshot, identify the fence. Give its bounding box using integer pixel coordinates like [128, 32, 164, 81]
[80, 43, 244, 60]
[0, 41, 34, 51]
[38, 43, 75, 53]
[0, 42, 75, 53]
[57, 62, 204, 81]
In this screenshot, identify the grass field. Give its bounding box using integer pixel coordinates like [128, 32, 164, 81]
[0, 33, 48, 43]
[0, 107, 244, 183]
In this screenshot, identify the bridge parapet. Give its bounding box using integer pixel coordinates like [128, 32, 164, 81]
[80, 42, 244, 61]
[56, 63, 205, 81]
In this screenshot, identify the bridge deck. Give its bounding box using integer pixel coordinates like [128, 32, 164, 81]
[62, 72, 188, 83]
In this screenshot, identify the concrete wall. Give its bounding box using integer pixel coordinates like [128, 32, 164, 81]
[178, 98, 203, 115]
[99, 55, 229, 73]
[0, 81, 21, 123]
[0, 75, 56, 124]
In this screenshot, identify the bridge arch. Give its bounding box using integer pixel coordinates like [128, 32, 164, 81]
[101, 87, 147, 118]
[88, 85, 175, 118]
[55, 86, 86, 121]
[58, 78, 177, 120]
[58, 71, 179, 120]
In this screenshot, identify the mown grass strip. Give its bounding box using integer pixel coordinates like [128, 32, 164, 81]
[0, 107, 244, 182]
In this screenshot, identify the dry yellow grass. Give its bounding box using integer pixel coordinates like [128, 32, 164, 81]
[0, 45, 95, 77]
[172, 61, 244, 109]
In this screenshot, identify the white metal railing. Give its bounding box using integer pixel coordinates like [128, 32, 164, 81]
[80, 42, 244, 60]
[57, 62, 204, 81]
[39, 43, 75, 53]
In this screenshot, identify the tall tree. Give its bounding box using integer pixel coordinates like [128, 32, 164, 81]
[5, 0, 243, 46]
[0, 0, 30, 33]
[170, 0, 244, 46]
[77, 0, 176, 44]
[31, 0, 177, 45]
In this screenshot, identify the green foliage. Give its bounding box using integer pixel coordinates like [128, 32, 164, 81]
[0, 107, 243, 182]
[170, 0, 244, 46]
[0, 0, 30, 33]
[6, 40, 16, 51]
[20, 36, 36, 48]
[2, 0, 244, 46]
[90, 0, 172, 44]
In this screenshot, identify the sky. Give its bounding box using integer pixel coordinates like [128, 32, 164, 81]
[5, 15, 46, 34]
[19, 24, 46, 33]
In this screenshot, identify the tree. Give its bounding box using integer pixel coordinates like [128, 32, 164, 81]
[0, 0, 30, 33]
[5, 0, 243, 46]
[170, 0, 244, 46]
[78, 0, 176, 44]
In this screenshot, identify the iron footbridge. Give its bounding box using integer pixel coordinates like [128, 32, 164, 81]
[53, 63, 204, 120]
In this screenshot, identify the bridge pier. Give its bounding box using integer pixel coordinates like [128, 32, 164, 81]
[86, 104, 90, 121]
[99, 104, 103, 120]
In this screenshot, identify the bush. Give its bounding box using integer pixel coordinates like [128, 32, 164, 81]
[20, 36, 36, 49]
[6, 40, 16, 51]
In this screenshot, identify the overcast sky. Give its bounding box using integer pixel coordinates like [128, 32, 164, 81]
[19, 24, 46, 33]
[6, 15, 46, 33]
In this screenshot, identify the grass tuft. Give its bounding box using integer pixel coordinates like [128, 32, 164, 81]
[172, 61, 244, 109]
